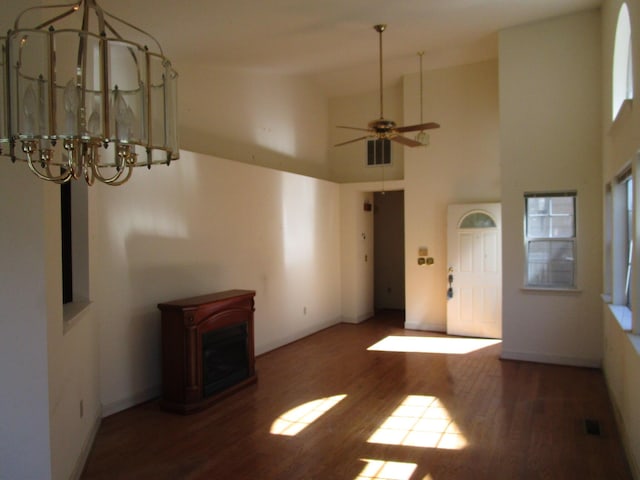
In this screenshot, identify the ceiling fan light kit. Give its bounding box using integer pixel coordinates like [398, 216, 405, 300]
[335, 24, 439, 148]
[415, 130, 430, 147]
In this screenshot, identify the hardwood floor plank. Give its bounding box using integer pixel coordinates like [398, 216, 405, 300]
[81, 311, 633, 480]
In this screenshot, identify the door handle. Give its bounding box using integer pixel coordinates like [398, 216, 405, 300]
[447, 267, 454, 299]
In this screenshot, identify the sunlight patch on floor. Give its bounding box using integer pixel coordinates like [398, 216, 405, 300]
[367, 395, 467, 449]
[367, 335, 501, 354]
[355, 459, 417, 480]
[270, 394, 346, 436]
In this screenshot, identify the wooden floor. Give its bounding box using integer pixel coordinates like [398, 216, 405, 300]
[82, 311, 632, 480]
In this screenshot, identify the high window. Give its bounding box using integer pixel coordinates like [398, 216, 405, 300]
[524, 192, 577, 289]
[613, 3, 633, 120]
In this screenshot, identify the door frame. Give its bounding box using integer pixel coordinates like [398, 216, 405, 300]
[446, 203, 502, 338]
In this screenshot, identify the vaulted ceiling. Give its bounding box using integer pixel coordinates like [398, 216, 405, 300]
[105, 0, 601, 96]
[20, 0, 601, 97]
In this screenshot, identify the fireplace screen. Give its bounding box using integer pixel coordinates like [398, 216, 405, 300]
[202, 322, 249, 398]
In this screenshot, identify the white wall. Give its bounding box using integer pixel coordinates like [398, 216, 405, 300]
[178, 64, 331, 180]
[340, 186, 375, 323]
[91, 151, 342, 414]
[603, 308, 640, 477]
[0, 165, 52, 479]
[601, 0, 640, 476]
[403, 59, 500, 331]
[45, 184, 101, 480]
[0, 3, 102, 479]
[339, 180, 404, 323]
[499, 10, 603, 366]
[0, 109, 100, 480]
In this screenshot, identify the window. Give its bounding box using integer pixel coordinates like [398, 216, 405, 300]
[61, 182, 73, 304]
[604, 183, 613, 297]
[367, 139, 391, 166]
[524, 192, 577, 289]
[619, 170, 633, 308]
[613, 3, 633, 120]
[607, 165, 634, 328]
[61, 180, 90, 327]
[607, 2, 637, 329]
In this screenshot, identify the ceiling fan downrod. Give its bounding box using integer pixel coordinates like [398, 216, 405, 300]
[374, 24, 386, 120]
[333, 23, 439, 148]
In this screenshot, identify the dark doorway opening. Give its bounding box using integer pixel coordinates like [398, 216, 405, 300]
[373, 190, 405, 311]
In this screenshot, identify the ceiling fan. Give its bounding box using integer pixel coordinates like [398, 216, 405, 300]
[335, 24, 440, 148]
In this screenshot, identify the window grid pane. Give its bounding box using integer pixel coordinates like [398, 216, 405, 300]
[526, 197, 575, 239]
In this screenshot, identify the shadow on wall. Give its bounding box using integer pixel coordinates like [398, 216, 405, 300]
[123, 235, 233, 405]
[180, 125, 331, 181]
[118, 217, 281, 405]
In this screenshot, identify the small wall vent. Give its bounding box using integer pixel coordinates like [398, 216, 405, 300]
[367, 139, 391, 166]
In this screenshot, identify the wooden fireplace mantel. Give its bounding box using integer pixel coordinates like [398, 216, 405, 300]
[158, 289, 257, 414]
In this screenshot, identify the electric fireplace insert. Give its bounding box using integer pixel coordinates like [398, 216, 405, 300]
[158, 290, 257, 414]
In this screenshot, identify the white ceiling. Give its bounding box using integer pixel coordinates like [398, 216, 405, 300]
[46, 0, 601, 97]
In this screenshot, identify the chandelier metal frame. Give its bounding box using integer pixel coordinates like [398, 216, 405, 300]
[0, 0, 179, 185]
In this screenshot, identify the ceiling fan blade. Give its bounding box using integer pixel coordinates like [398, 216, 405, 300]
[335, 135, 372, 147]
[337, 125, 373, 132]
[394, 122, 440, 133]
[391, 135, 423, 147]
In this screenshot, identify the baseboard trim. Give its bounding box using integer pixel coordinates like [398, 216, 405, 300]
[256, 317, 343, 356]
[101, 385, 161, 418]
[404, 320, 446, 332]
[102, 317, 345, 416]
[501, 349, 601, 368]
[69, 408, 102, 480]
[341, 312, 374, 324]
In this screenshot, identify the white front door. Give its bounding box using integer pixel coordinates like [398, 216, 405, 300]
[446, 203, 502, 338]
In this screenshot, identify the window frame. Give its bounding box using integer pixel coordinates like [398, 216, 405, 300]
[614, 167, 634, 310]
[61, 180, 91, 331]
[524, 192, 578, 290]
[605, 163, 636, 332]
[624, 175, 633, 309]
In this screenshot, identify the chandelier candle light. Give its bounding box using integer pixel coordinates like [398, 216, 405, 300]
[0, 0, 179, 186]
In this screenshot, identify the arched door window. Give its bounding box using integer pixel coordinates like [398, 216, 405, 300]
[458, 211, 496, 229]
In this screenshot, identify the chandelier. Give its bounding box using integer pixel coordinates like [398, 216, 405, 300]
[0, 0, 179, 186]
